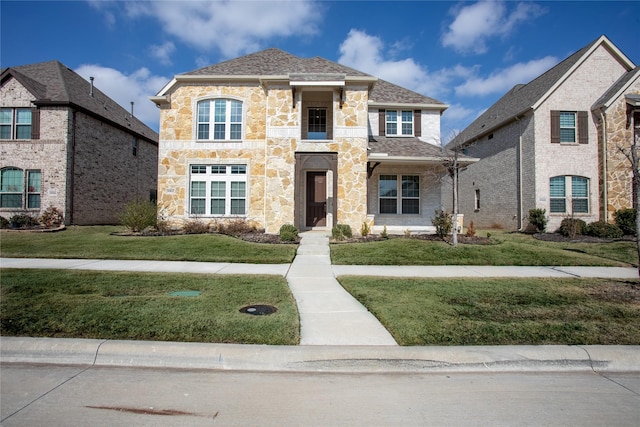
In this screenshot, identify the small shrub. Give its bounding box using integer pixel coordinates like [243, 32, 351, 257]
[0, 216, 9, 229]
[528, 208, 547, 232]
[332, 223, 352, 241]
[466, 220, 476, 237]
[119, 198, 157, 232]
[279, 224, 299, 242]
[9, 214, 37, 229]
[380, 225, 388, 239]
[432, 210, 452, 238]
[614, 208, 636, 236]
[404, 229, 411, 237]
[39, 206, 64, 228]
[183, 217, 209, 234]
[584, 221, 623, 239]
[219, 219, 257, 236]
[360, 221, 371, 237]
[558, 218, 587, 238]
[486, 232, 492, 238]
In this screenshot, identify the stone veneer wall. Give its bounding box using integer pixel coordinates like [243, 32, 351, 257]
[157, 82, 369, 234]
[600, 82, 640, 221]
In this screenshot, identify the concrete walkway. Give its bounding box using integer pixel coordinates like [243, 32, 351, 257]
[286, 231, 397, 345]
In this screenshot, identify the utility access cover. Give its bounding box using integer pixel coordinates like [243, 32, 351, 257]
[169, 291, 202, 297]
[239, 305, 278, 315]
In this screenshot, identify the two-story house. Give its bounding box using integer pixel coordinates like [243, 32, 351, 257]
[1, 60, 159, 225]
[152, 48, 468, 234]
[447, 35, 638, 232]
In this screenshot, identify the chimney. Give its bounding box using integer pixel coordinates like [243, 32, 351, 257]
[130, 101, 134, 117]
[89, 77, 94, 97]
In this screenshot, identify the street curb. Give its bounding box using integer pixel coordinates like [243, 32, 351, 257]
[2, 337, 638, 373]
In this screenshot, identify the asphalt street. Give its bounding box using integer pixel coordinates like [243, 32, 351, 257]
[2, 363, 639, 426]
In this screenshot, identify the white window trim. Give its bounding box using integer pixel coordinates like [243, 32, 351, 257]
[195, 98, 244, 141]
[386, 109, 414, 137]
[188, 164, 248, 217]
[559, 111, 577, 144]
[549, 175, 590, 215]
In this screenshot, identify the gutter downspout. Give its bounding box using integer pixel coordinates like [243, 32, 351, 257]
[68, 109, 77, 224]
[599, 109, 608, 222]
[515, 115, 524, 230]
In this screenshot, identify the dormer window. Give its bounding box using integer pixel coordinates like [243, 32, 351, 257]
[197, 99, 243, 141]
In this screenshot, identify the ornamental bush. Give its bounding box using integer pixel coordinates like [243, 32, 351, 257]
[614, 208, 636, 236]
[432, 210, 452, 238]
[119, 198, 157, 232]
[332, 223, 352, 240]
[279, 224, 299, 242]
[528, 208, 547, 232]
[558, 218, 587, 238]
[584, 221, 623, 239]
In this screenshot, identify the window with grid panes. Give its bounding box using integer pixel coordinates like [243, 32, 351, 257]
[379, 174, 419, 214]
[189, 165, 247, 216]
[197, 99, 243, 140]
[0, 108, 32, 140]
[385, 110, 413, 136]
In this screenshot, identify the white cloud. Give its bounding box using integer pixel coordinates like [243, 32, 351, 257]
[338, 29, 474, 98]
[124, 1, 322, 58]
[75, 64, 168, 131]
[149, 41, 176, 66]
[442, 1, 545, 54]
[454, 56, 558, 96]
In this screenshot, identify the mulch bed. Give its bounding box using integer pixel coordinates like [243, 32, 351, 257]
[533, 233, 636, 244]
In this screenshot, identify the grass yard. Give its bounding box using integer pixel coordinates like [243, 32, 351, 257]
[0, 226, 297, 264]
[339, 276, 640, 346]
[331, 231, 637, 267]
[0, 269, 299, 345]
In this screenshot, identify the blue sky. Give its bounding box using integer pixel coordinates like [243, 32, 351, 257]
[2, 1, 639, 141]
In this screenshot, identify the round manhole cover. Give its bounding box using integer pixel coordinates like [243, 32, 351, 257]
[239, 305, 278, 315]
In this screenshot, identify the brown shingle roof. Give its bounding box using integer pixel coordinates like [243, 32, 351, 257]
[368, 136, 475, 163]
[449, 37, 603, 148]
[1, 60, 158, 144]
[369, 79, 445, 106]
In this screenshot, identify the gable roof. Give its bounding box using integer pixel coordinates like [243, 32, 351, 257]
[449, 35, 635, 148]
[593, 65, 640, 110]
[154, 48, 445, 108]
[1, 60, 158, 144]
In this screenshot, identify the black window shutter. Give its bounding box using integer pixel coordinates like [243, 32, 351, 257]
[414, 110, 421, 137]
[578, 111, 588, 144]
[31, 108, 40, 140]
[550, 110, 560, 143]
[379, 109, 385, 136]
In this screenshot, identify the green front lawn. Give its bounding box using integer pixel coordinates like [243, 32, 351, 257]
[331, 231, 637, 266]
[0, 269, 299, 345]
[0, 226, 297, 264]
[339, 276, 640, 345]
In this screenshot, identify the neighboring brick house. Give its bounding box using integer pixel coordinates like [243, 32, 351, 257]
[151, 48, 469, 234]
[447, 35, 637, 232]
[1, 60, 159, 225]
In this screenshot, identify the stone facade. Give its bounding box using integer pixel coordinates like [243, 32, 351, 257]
[597, 79, 640, 222]
[1, 70, 158, 225]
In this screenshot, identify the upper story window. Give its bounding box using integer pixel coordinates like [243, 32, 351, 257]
[0, 167, 41, 209]
[378, 109, 420, 137]
[551, 111, 588, 144]
[0, 108, 33, 140]
[307, 108, 327, 139]
[197, 99, 243, 141]
[386, 110, 413, 136]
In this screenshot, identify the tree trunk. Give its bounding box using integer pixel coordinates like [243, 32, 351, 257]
[452, 155, 458, 247]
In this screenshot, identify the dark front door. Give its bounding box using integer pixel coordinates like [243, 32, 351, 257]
[306, 172, 327, 227]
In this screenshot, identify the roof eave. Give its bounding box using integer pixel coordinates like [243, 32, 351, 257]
[368, 154, 479, 165]
[369, 101, 448, 111]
